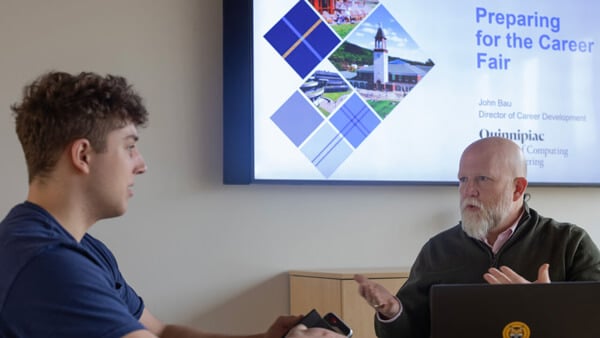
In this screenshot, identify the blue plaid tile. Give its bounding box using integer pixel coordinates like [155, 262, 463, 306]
[330, 94, 381, 148]
[264, 1, 340, 78]
[300, 123, 353, 177]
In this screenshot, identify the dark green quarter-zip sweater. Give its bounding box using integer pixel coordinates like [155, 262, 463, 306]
[375, 202, 600, 338]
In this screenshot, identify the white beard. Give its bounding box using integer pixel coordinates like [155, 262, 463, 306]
[460, 195, 512, 240]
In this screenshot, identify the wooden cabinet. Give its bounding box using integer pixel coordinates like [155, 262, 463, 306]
[289, 269, 409, 338]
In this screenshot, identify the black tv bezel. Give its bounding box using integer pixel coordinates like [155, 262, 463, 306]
[223, 0, 254, 184]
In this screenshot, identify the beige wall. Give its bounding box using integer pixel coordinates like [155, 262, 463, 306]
[1, 0, 599, 334]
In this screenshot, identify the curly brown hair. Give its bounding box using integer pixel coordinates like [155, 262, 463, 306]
[11, 71, 149, 183]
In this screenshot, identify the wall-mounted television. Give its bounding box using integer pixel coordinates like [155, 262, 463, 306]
[223, 0, 599, 186]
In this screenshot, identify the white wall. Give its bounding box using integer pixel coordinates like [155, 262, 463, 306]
[1, 0, 599, 334]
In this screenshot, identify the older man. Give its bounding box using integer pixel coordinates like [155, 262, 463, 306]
[355, 137, 600, 338]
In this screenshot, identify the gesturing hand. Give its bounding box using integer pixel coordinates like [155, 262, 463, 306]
[483, 263, 551, 284]
[354, 274, 401, 318]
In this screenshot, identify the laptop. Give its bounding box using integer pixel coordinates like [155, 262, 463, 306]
[430, 282, 600, 338]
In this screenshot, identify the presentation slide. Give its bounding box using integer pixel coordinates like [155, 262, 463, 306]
[251, 0, 599, 184]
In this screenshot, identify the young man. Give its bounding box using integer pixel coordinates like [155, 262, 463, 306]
[0, 71, 343, 338]
[354, 137, 600, 338]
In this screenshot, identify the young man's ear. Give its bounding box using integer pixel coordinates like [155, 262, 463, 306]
[70, 138, 92, 174]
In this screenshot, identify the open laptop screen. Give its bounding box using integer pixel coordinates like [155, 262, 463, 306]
[430, 282, 600, 338]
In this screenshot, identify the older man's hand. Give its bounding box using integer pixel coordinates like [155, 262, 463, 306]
[484, 263, 550, 284]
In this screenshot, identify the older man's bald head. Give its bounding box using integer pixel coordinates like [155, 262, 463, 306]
[460, 137, 527, 179]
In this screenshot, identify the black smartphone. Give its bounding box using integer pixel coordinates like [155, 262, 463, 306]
[285, 309, 352, 338]
[323, 312, 353, 337]
[297, 309, 329, 329]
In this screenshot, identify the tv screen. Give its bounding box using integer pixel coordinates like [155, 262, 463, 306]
[223, 0, 599, 186]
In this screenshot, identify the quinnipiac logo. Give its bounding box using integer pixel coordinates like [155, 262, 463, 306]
[502, 321, 531, 338]
[264, 1, 434, 177]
